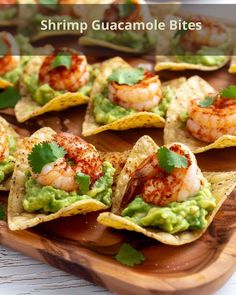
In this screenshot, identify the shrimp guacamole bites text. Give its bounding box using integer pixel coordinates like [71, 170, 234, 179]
[79, 0, 156, 53]
[82, 56, 185, 136]
[155, 16, 231, 72]
[0, 116, 19, 191]
[164, 76, 236, 153]
[8, 128, 117, 230]
[98, 136, 236, 245]
[15, 49, 98, 122]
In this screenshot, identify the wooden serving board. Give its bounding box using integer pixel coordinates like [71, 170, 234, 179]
[0, 57, 236, 295]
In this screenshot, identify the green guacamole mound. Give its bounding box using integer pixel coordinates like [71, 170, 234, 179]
[23, 64, 98, 106]
[88, 30, 154, 51]
[3, 56, 30, 85]
[93, 87, 175, 125]
[121, 184, 216, 234]
[22, 161, 115, 213]
[0, 136, 17, 184]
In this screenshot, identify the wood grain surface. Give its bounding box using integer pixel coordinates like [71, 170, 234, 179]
[0, 58, 236, 295]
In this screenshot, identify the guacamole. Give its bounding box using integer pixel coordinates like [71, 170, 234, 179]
[171, 37, 228, 66]
[23, 161, 115, 213]
[0, 7, 17, 21]
[0, 136, 17, 184]
[23, 64, 98, 105]
[122, 184, 216, 234]
[88, 30, 154, 51]
[93, 87, 175, 125]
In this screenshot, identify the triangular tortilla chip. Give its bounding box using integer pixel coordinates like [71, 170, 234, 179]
[0, 116, 20, 191]
[82, 56, 186, 136]
[164, 75, 236, 153]
[15, 56, 90, 122]
[229, 45, 236, 73]
[97, 135, 236, 245]
[0, 78, 13, 89]
[7, 127, 126, 230]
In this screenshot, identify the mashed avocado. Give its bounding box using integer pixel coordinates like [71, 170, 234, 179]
[23, 161, 115, 213]
[0, 136, 17, 184]
[93, 87, 175, 124]
[121, 184, 216, 234]
[88, 30, 154, 51]
[23, 64, 98, 106]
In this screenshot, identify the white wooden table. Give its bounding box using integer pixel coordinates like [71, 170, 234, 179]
[0, 245, 235, 295]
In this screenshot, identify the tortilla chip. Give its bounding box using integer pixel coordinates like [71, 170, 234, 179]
[82, 56, 186, 136]
[97, 135, 236, 245]
[229, 47, 236, 73]
[7, 127, 125, 230]
[15, 56, 89, 122]
[164, 75, 236, 153]
[155, 55, 230, 72]
[0, 78, 13, 89]
[0, 116, 20, 191]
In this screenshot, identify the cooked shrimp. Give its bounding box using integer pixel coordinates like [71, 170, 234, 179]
[108, 71, 162, 111]
[186, 96, 236, 143]
[180, 16, 228, 52]
[39, 49, 89, 92]
[122, 143, 202, 207]
[0, 124, 9, 162]
[32, 133, 103, 192]
[0, 32, 20, 76]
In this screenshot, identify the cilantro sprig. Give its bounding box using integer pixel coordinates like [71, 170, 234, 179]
[115, 243, 145, 267]
[0, 87, 21, 109]
[157, 146, 188, 173]
[220, 85, 236, 99]
[197, 96, 214, 108]
[28, 142, 66, 174]
[51, 53, 72, 70]
[118, 0, 136, 18]
[108, 68, 144, 86]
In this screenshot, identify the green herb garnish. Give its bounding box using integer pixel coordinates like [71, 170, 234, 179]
[118, 0, 136, 18]
[0, 87, 21, 109]
[28, 142, 66, 173]
[108, 68, 144, 86]
[157, 146, 188, 173]
[197, 96, 214, 108]
[115, 243, 145, 267]
[51, 54, 72, 70]
[39, 0, 58, 11]
[0, 205, 5, 220]
[76, 172, 90, 194]
[221, 85, 236, 99]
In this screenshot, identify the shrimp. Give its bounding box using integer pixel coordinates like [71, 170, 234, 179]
[0, 32, 20, 76]
[122, 143, 202, 207]
[39, 49, 89, 92]
[32, 133, 104, 192]
[186, 96, 236, 143]
[108, 71, 162, 111]
[0, 123, 9, 162]
[180, 16, 228, 52]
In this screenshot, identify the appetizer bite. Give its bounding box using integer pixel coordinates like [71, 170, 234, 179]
[0, 32, 31, 88]
[0, 116, 19, 191]
[80, 0, 155, 53]
[82, 56, 185, 136]
[164, 76, 236, 153]
[0, 0, 18, 26]
[15, 48, 98, 122]
[8, 128, 116, 230]
[98, 136, 236, 245]
[155, 16, 231, 71]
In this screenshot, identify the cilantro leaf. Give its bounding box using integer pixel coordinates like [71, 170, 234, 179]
[197, 96, 214, 108]
[220, 85, 236, 99]
[76, 172, 90, 194]
[51, 54, 72, 70]
[0, 87, 21, 109]
[118, 1, 136, 18]
[115, 243, 145, 267]
[108, 68, 144, 86]
[28, 142, 66, 174]
[39, 0, 58, 11]
[0, 37, 8, 56]
[0, 205, 5, 220]
[157, 146, 188, 173]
